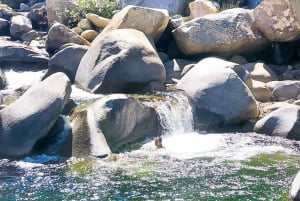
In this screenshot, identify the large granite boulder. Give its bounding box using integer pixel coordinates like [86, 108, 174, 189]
[10, 15, 32, 40]
[172, 8, 267, 55]
[46, 22, 90, 54]
[43, 44, 88, 83]
[266, 81, 300, 101]
[75, 29, 166, 94]
[100, 5, 169, 42]
[254, 0, 300, 41]
[118, 0, 191, 16]
[254, 105, 300, 140]
[0, 39, 49, 67]
[0, 73, 71, 158]
[90, 94, 161, 152]
[176, 57, 258, 130]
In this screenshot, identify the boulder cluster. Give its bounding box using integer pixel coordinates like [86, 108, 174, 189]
[0, 0, 300, 173]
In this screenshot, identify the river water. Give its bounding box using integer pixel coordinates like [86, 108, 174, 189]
[0, 70, 299, 200]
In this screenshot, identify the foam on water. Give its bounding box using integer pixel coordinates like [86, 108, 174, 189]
[4, 69, 45, 90]
[70, 85, 103, 104]
[137, 132, 298, 160]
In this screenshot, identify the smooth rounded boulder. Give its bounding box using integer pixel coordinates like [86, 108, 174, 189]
[0, 72, 71, 158]
[90, 94, 161, 152]
[254, 105, 300, 140]
[172, 8, 267, 55]
[75, 29, 166, 94]
[176, 57, 258, 130]
[43, 44, 88, 83]
[266, 81, 300, 101]
[10, 15, 33, 40]
[100, 5, 169, 42]
[46, 22, 90, 54]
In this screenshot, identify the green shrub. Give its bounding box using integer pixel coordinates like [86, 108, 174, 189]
[62, 0, 117, 27]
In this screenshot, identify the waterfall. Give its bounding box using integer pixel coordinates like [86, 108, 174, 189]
[153, 92, 194, 135]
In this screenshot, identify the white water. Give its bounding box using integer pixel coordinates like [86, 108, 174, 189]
[135, 92, 298, 160]
[3, 69, 45, 90]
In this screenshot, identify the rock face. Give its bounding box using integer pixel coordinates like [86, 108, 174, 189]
[10, 15, 32, 40]
[254, 105, 300, 140]
[100, 5, 169, 42]
[45, 0, 77, 26]
[266, 81, 300, 101]
[0, 73, 71, 158]
[290, 170, 300, 201]
[75, 29, 166, 94]
[189, 0, 219, 19]
[254, 0, 300, 41]
[46, 22, 90, 54]
[173, 8, 267, 55]
[118, 0, 191, 16]
[176, 57, 258, 130]
[90, 94, 161, 152]
[43, 44, 88, 83]
[0, 39, 49, 66]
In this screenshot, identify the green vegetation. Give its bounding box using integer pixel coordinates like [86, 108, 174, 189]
[62, 0, 117, 27]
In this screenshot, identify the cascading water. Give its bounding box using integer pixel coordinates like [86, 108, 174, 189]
[154, 91, 194, 135]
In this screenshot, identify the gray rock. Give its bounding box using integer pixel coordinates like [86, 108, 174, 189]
[20, 3, 30, 12]
[33, 115, 72, 158]
[0, 73, 71, 158]
[77, 19, 93, 30]
[173, 8, 267, 55]
[28, 3, 47, 31]
[10, 15, 33, 40]
[177, 57, 258, 130]
[118, 0, 191, 16]
[43, 44, 88, 83]
[266, 81, 300, 101]
[46, 22, 90, 54]
[21, 30, 39, 42]
[243, 62, 278, 83]
[254, 105, 300, 140]
[291, 170, 300, 201]
[0, 39, 49, 67]
[75, 29, 166, 94]
[90, 94, 161, 152]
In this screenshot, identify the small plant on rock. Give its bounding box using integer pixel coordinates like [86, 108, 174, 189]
[62, 0, 117, 27]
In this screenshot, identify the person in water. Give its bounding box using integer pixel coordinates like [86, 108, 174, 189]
[155, 136, 164, 148]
